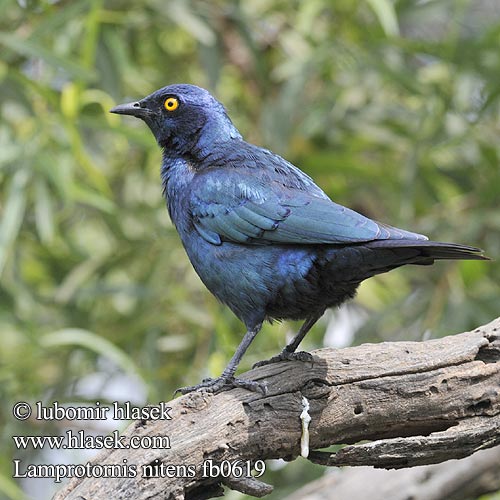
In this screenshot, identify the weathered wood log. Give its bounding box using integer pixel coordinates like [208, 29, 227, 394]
[285, 445, 500, 500]
[54, 316, 500, 500]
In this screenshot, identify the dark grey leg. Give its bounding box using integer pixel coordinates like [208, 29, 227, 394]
[253, 311, 323, 368]
[176, 323, 266, 395]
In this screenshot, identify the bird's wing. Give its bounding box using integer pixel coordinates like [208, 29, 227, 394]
[190, 169, 426, 246]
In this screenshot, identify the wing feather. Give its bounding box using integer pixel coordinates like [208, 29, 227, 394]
[189, 155, 426, 246]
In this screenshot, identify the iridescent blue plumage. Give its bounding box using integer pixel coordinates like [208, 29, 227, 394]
[111, 84, 487, 394]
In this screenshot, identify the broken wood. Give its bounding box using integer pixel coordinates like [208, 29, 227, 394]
[54, 316, 500, 500]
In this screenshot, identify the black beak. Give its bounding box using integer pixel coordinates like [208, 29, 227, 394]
[110, 101, 151, 119]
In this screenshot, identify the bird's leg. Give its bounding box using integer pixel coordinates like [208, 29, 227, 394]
[176, 322, 266, 395]
[253, 312, 323, 368]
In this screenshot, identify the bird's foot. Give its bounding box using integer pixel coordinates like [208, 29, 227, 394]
[175, 375, 267, 396]
[253, 350, 313, 369]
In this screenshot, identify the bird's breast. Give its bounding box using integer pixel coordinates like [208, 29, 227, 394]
[161, 157, 196, 231]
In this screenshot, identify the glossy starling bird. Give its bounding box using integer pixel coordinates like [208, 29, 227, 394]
[111, 84, 487, 395]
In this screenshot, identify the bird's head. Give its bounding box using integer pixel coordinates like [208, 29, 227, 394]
[110, 84, 242, 156]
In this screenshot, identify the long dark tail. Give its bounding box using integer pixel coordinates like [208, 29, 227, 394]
[365, 240, 489, 263]
[324, 239, 489, 285]
[335, 240, 490, 284]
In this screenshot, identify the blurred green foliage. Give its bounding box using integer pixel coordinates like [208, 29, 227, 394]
[1, 0, 499, 498]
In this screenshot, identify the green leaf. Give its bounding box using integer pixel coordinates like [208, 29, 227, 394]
[54, 256, 104, 304]
[0, 169, 29, 277]
[366, 0, 399, 36]
[159, 0, 216, 46]
[71, 185, 115, 213]
[41, 328, 142, 380]
[0, 473, 26, 500]
[0, 32, 95, 82]
[34, 178, 55, 244]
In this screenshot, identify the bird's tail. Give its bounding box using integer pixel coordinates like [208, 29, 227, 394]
[328, 240, 490, 285]
[364, 239, 489, 263]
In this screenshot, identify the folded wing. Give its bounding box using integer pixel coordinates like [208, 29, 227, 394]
[190, 169, 427, 246]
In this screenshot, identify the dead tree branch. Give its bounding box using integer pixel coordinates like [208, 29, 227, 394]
[54, 316, 500, 500]
[285, 445, 500, 500]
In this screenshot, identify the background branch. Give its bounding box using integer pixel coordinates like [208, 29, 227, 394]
[55, 316, 500, 500]
[286, 445, 500, 500]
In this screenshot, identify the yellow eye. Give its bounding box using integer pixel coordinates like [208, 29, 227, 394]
[164, 97, 179, 112]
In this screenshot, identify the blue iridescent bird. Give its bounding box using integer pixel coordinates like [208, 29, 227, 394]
[111, 84, 487, 395]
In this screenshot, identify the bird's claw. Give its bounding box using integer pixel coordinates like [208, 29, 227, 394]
[175, 375, 267, 396]
[253, 350, 313, 369]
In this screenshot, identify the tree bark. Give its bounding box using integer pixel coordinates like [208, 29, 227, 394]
[54, 316, 500, 500]
[285, 445, 500, 500]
